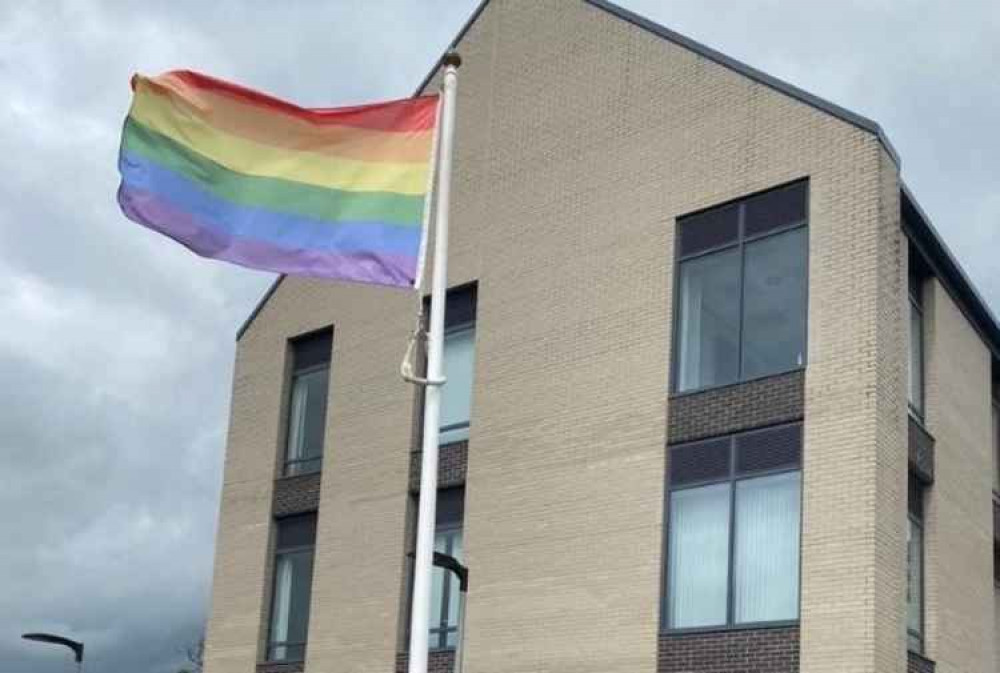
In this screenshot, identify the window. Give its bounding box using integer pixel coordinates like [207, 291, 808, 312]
[992, 395, 999, 493]
[267, 514, 317, 662]
[907, 476, 925, 652]
[675, 182, 808, 392]
[430, 488, 464, 650]
[284, 330, 332, 476]
[908, 269, 925, 418]
[666, 424, 802, 629]
[435, 286, 477, 445]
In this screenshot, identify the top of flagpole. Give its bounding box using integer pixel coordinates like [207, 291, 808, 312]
[442, 51, 462, 69]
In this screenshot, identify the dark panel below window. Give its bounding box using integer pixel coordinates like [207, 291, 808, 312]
[908, 651, 936, 673]
[658, 626, 799, 673]
[668, 370, 804, 444]
[273, 472, 321, 517]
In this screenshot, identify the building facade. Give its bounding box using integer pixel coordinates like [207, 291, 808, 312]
[202, 2, 1000, 672]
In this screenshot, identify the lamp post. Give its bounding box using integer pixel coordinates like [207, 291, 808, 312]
[22, 633, 84, 673]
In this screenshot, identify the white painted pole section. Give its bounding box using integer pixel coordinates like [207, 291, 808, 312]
[407, 52, 460, 673]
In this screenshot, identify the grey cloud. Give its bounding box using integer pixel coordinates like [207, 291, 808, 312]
[1, 1, 997, 672]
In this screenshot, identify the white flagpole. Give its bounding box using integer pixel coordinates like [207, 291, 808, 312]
[408, 51, 461, 673]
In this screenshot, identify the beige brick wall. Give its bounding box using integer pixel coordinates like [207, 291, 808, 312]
[202, 1, 936, 672]
[923, 280, 996, 673]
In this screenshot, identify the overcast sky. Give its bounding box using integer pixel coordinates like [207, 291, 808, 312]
[1, 1, 997, 672]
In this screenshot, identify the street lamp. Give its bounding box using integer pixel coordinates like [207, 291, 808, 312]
[405, 551, 470, 673]
[433, 552, 469, 673]
[22, 633, 84, 673]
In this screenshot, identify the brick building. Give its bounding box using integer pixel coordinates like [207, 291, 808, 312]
[201, 2, 1000, 672]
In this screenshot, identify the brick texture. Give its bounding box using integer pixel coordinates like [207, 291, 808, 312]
[908, 417, 935, 484]
[256, 662, 304, 673]
[409, 441, 469, 492]
[203, 1, 930, 672]
[658, 627, 799, 673]
[272, 472, 321, 517]
[395, 650, 455, 673]
[668, 370, 804, 444]
[907, 651, 936, 673]
[922, 281, 996, 671]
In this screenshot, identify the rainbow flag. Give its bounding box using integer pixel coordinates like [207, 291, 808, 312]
[117, 70, 439, 287]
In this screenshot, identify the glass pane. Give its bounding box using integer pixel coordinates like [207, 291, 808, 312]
[440, 327, 475, 443]
[741, 228, 808, 380]
[286, 368, 329, 474]
[678, 204, 739, 257]
[269, 549, 314, 661]
[430, 532, 447, 629]
[676, 248, 741, 391]
[744, 182, 807, 238]
[909, 301, 924, 415]
[447, 531, 464, 630]
[733, 472, 801, 623]
[907, 517, 924, 645]
[668, 483, 731, 628]
[276, 513, 317, 550]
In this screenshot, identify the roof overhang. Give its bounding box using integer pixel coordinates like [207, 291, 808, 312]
[902, 182, 1000, 360]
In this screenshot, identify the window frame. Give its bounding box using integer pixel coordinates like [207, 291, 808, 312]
[429, 522, 463, 651]
[265, 514, 317, 664]
[991, 397, 999, 495]
[907, 478, 926, 654]
[420, 283, 478, 448]
[663, 423, 804, 633]
[439, 321, 476, 444]
[671, 180, 810, 395]
[908, 274, 926, 420]
[282, 329, 333, 477]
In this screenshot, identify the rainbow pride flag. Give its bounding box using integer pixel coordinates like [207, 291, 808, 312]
[117, 70, 439, 287]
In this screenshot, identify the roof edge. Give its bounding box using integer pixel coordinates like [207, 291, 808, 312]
[583, 0, 901, 167]
[902, 182, 1000, 360]
[236, 0, 491, 342]
[239, 0, 906, 341]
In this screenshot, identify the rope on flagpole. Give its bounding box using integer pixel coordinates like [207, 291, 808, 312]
[402, 92, 445, 387]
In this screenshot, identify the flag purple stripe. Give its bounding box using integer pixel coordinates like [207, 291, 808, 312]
[119, 183, 416, 286]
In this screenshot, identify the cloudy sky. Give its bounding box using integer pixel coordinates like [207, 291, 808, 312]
[1, 1, 997, 671]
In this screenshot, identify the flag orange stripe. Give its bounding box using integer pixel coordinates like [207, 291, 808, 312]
[135, 76, 434, 164]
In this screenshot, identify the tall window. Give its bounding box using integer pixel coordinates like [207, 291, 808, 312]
[430, 488, 465, 650]
[907, 476, 925, 652]
[674, 181, 808, 392]
[908, 268, 925, 418]
[284, 330, 332, 476]
[992, 394, 999, 493]
[267, 513, 317, 662]
[666, 423, 802, 629]
[437, 285, 477, 444]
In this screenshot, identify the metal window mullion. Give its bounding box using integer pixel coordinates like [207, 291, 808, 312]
[726, 436, 737, 627]
[437, 534, 454, 649]
[736, 204, 748, 383]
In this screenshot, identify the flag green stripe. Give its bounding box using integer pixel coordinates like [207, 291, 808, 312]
[122, 118, 425, 227]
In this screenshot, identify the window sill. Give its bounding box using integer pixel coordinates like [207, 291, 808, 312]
[256, 660, 305, 673]
[662, 619, 799, 636]
[410, 439, 469, 454]
[669, 367, 805, 399]
[275, 469, 322, 482]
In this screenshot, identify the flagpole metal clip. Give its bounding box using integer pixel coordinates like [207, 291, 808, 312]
[400, 321, 447, 387]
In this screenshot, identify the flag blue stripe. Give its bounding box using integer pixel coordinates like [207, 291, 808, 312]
[119, 150, 422, 256]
